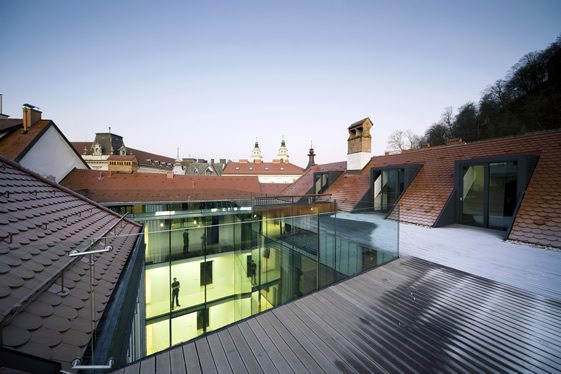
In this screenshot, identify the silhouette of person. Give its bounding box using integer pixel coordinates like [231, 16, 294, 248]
[201, 232, 207, 251]
[249, 260, 257, 285]
[183, 229, 189, 255]
[171, 277, 180, 309]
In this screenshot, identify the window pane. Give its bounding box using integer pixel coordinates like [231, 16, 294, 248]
[488, 161, 518, 230]
[462, 165, 485, 226]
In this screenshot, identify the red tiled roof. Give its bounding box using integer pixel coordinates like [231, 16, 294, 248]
[223, 161, 304, 175]
[0, 120, 52, 161]
[325, 171, 371, 212]
[61, 169, 264, 203]
[0, 155, 141, 370]
[259, 183, 290, 195]
[325, 130, 561, 248]
[282, 161, 347, 196]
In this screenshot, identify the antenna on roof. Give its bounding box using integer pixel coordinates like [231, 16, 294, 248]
[108, 126, 111, 134]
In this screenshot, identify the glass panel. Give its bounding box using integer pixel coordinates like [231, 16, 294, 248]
[373, 172, 382, 211]
[488, 161, 518, 230]
[462, 165, 485, 226]
[82, 197, 400, 368]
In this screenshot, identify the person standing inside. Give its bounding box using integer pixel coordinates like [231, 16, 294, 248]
[171, 277, 180, 310]
[183, 229, 189, 256]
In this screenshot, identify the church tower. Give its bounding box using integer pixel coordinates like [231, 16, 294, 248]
[249, 139, 263, 163]
[173, 148, 184, 175]
[277, 137, 289, 163]
[306, 142, 316, 170]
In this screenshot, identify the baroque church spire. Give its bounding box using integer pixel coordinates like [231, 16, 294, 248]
[277, 136, 289, 163]
[249, 138, 263, 163]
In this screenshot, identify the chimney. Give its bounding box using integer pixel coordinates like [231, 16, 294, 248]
[347, 117, 373, 171]
[0, 94, 9, 118]
[22, 104, 42, 133]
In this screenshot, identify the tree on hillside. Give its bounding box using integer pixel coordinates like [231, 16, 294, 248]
[424, 123, 449, 146]
[422, 35, 561, 145]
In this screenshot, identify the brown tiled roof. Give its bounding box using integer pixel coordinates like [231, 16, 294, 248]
[325, 171, 371, 212]
[282, 161, 347, 196]
[0, 155, 141, 370]
[0, 120, 52, 161]
[348, 117, 371, 129]
[61, 169, 264, 203]
[325, 130, 561, 248]
[259, 183, 289, 195]
[71, 142, 175, 169]
[223, 161, 304, 175]
[0, 119, 23, 133]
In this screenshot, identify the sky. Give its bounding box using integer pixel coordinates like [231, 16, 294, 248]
[1, 1, 560, 167]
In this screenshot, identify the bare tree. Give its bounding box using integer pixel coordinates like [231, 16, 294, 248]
[387, 129, 421, 152]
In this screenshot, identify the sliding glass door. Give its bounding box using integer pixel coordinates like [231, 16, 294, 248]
[461, 161, 518, 230]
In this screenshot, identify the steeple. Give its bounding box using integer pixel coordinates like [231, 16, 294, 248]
[249, 139, 263, 163]
[306, 141, 316, 170]
[277, 136, 289, 163]
[173, 147, 184, 175]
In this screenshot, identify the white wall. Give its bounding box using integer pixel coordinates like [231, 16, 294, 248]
[222, 174, 301, 184]
[258, 175, 301, 183]
[20, 125, 88, 182]
[347, 152, 371, 171]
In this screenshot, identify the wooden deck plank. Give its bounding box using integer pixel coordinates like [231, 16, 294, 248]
[289, 301, 377, 374]
[182, 343, 202, 374]
[139, 356, 155, 374]
[123, 362, 140, 374]
[259, 311, 324, 374]
[194, 339, 217, 374]
[155, 350, 171, 374]
[253, 314, 309, 373]
[272, 305, 354, 374]
[217, 329, 248, 374]
[246, 317, 295, 373]
[169, 346, 187, 374]
[237, 321, 279, 374]
[206, 333, 233, 374]
[227, 325, 264, 374]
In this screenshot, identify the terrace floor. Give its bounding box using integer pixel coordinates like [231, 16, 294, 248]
[339, 212, 561, 302]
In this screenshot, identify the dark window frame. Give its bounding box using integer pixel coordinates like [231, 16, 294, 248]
[370, 164, 422, 214]
[455, 153, 538, 232]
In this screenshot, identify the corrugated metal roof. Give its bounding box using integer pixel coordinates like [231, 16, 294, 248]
[116, 256, 561, 373]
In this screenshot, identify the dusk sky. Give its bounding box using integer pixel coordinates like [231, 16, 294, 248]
[1, 1, 560, 167]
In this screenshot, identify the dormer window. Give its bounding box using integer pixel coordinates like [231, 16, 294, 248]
[235, 166, 240, 170]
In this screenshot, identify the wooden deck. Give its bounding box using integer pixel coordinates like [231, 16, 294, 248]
[114, 256, 561, 373]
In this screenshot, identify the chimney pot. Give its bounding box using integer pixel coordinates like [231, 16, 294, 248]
[22, 105, 42, 133]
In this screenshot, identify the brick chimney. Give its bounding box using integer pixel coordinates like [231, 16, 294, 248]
[22, 104, 42, 133]
[347, 117, 372, 171]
